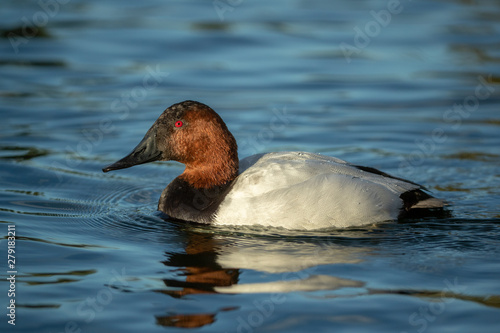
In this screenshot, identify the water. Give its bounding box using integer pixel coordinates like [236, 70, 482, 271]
[1, 0, 499, 332]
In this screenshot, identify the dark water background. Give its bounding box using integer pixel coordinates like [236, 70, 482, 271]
[1, 0, 499, 332]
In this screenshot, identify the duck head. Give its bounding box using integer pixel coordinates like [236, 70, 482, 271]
[103, 100, 239, 189]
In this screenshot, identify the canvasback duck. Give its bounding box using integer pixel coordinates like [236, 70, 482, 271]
[103, 100, 444, 230]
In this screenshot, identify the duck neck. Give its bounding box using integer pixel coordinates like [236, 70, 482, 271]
[179, 142, 239, 189]
[159, 149, 238, 223]
[181, 164, 237, 189]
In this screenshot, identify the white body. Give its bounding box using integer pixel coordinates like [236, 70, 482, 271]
[213, 152, 423, 230]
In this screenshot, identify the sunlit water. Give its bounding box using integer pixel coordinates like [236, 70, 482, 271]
[1, 0, 499, 332]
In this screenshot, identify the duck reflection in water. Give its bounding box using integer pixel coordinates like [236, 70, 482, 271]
[152, 226, 499, 329]
[153, 226, 367, 329]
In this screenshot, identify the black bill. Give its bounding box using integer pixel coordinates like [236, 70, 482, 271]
[102, 125, 162, 173]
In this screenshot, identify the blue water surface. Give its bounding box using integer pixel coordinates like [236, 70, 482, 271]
[1, 0, 499, 332]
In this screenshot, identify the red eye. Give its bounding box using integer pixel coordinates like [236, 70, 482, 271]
[175, 120, 183, 128]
